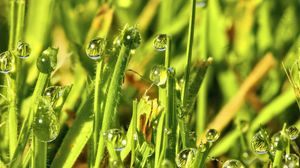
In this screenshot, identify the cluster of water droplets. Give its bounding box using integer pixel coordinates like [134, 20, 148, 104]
[0, 41, 32, 74]
[103, 129, 127, 151]
[32, 97, 60, 142]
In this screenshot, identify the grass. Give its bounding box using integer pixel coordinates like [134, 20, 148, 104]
[0, 0, 300, 167]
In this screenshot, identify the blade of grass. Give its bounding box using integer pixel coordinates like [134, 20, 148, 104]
[198, 53, 276, 144]
[11, 73, 49, 167]
[94, 45, 131, 167]
[50, 88, 94, 168]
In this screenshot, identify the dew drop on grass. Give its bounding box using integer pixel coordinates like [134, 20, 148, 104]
[122, 26, 141, 49]
[37, 47, 58, 74]
[149, 65, 167, 86]
[109, 159, 123, 168]
[160, 159, 174, 168]
[104, 129, 127, 151]
[16, 41, 31, 59]
[153, 34, 167, 51]
[0, 51, 13, 74]
[86, 37, 106, 60]
[175, 148, 197, 168]
[271, 132, 288, 151]
[284, 154, 299, 168]
[286, 125, 299, 140]
[167, 67, 175, 77]
[33, 98, 60, 142]
[198, 142, 207, 152]
[222, 159, 245, 168]
[251, 132, 268, 154]
[196, 1, 207, 8]
[238, 120, 249, 133]
[206, 129, 219, 142]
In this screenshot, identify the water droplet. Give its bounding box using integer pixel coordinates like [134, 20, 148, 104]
[251, 132, 268, 154]
[198, 142, 207, 152]
[160, 159, 174, 168]
[122, 26, 141, 49]
[188, 131, 196, 143]
[33, 98, 60, 142]
[175, 148, 197, 168]
[86, 37, 106, 60]
[164, 128, 172, 135]
[0, 51, 13, 74]
[284, 154, 299, 168]
[153, 34, 167, 51]
[109, 159, 123, 168]
[44, 85, 71, 105]
[149, 65, 167, 86]
[36, 47, 58, 74]
[16, 41, 31, 59]
[238, 120, 249, 133]
[222, 159, 245, 168]
[271, 132, 288, 151]
[104, 129, 127, 151]
[167, 67, 175, 77]
[196, 1, 207, 8]
[206, 129, 219, 142]
[286, 125, 299, 140]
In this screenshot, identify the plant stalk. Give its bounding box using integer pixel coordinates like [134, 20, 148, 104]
[94, 46, 131, 167]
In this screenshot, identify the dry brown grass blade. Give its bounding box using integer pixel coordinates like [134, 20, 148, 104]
[197, 53, 277, 144]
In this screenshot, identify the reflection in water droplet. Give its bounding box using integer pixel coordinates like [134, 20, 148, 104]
[0, 51, 13, 74]
[175, 148, 197, 168]
[149, 65, 167, 86]
[153, 34, 167, 51]
[286, 125, 299, 140]
[16, 41, 31, 59]
[251, 132, 268, 154]
[86, 37, 106, 60]
[206, 129, 219, 142]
